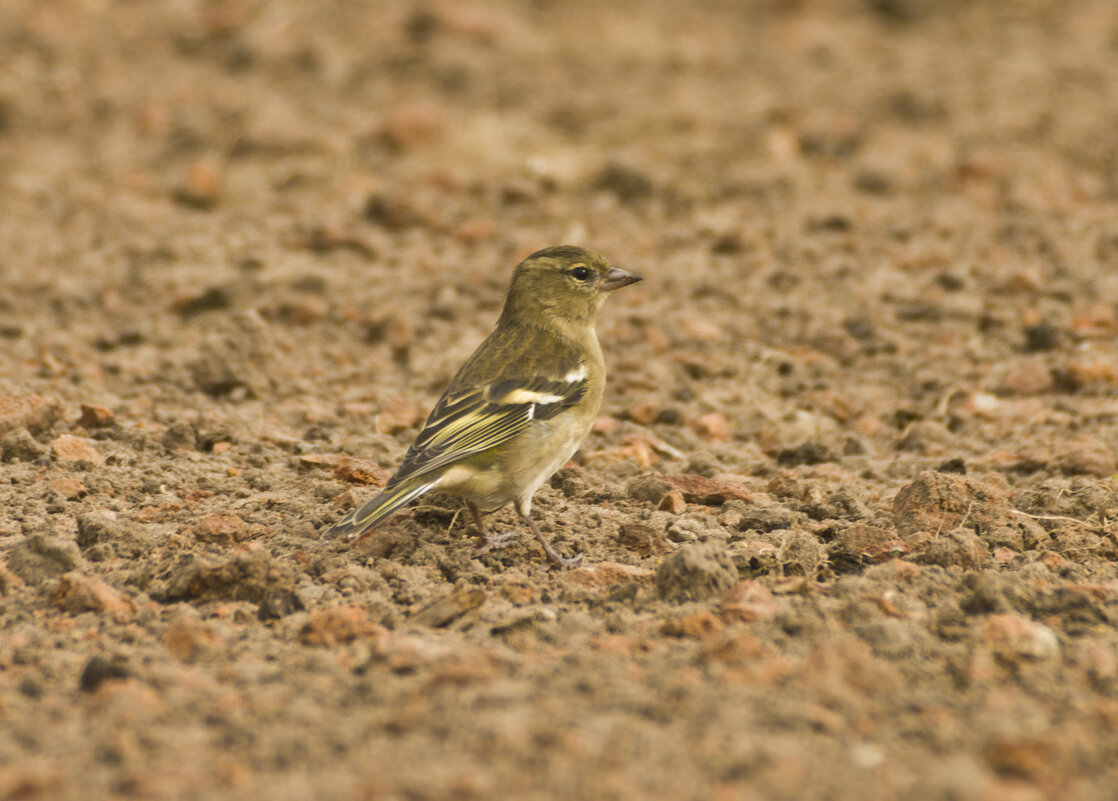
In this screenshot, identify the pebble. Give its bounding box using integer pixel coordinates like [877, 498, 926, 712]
[655, 542, 739, 603]
[50, 435, 105, 465]
[982, 613, 1060, 662]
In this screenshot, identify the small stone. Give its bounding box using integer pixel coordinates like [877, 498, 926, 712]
[257, 588, 306, 621]
[300, 605, 386, 646]
[188, 513, 251, 546]
[624, 402, 660, 425]
[79, 655, 131, 692]
[776, 441, 834, 466]
[76, 404, 116, 429]
[658, 490, 687, 514]
[893, 471, 1012, 540]
[772, 528, 829, 578]
[999, 362, 1054, 395]
[148, 548, 294, 604]
[174, 160, 222, 208]
[50, 435, 105, 465]
[161, 421, 197, 451]
[50, 477, 87, 500]
[75, 512, 151, 558]
[719, 581, 780, 623]
[190, 310, 275, 399]
[1023, 320, 1061, 352]
[921, 528, 988, 570]
[1052, 435, 1117, 477]
[1, 428, 48, 462]
[410, 586, 487, 628]
[982, 613, 1059, 662]
[767, 470, 801, 499]
[49, 572, 134, 621]
[0, 393, 62, 435]
[5, 534, 81, 584]
[0, 560, 26, 595]
[617, 523, 671, 557]
[660, 473, 752, 505]
[1055, 361, 1118, 392]
[378, 103, 447, 151]
[689, 412, 731, 442]
[163, 613, 221, 661]
[564, 562, 654, 595]
[655, 542, 739, 603]
[660, 611, 724, 638]
[332, 461, 391, 487]
[590, 162, 653, 203]
[627, 475, 671, 504]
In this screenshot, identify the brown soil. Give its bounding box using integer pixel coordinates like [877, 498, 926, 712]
[3, 1, 1118, 799]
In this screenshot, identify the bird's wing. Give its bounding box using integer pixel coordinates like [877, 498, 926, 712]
[390, 365, 590, 484]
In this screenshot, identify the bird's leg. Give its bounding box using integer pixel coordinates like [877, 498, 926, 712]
[517, 508, 582, 568]
[468, 501, 518, 555]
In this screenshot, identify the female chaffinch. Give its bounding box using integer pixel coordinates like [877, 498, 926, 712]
[323, 245, 641, 566]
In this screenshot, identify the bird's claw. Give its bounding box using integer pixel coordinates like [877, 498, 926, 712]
[548, 551, 583, 569]
[472, 531, 519, 557]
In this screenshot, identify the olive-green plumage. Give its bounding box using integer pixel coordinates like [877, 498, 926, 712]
[322, 245, 641, 566]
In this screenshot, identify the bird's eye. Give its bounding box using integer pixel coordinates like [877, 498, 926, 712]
[569, 266, 591, 281]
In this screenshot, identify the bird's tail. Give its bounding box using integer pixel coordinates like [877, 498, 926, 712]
[322, 478, 436, 541]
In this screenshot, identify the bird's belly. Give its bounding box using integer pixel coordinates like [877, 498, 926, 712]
[437, 415, 589, 513]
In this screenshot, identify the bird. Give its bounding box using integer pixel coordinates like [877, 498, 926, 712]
[322, 245, 642, 567]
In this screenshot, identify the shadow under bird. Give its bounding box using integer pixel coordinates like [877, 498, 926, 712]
[322, 245, 642, 566]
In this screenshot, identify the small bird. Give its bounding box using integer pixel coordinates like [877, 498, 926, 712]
[323, 245, 642, 566]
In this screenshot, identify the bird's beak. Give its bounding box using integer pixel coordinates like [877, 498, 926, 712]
[601, 266, 643, 291]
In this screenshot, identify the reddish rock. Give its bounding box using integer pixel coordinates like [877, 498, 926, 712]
[49, 572, 134, 622]
[982, 613, 1059, 662]
[584, 434, 662, 468]
[297, 452, 349, 471]
[332, 460, 391, 487]
[77, 404, 116, 429]
[188, 514, 252, 546]
[661, 473, 752, 505]
[999, 362, 1054, 395]
[893, 471, 1013, 540]
[624, 402, 659, 425]
[163, 613, 221, 661]
[300, 605, 386, 646]
[49, 477, 87, 500]
[175, 160, 223, 208]
[0, 393, 62, 435]
[374, 397, 426, 434]
[660, 611, 724, 638]
[688, 412, 731, 442]
[565, 562, 654, 593]
[378, 103, 447, 151]
[50, 435, 106, 465]
[1056, 361, 1118, 392]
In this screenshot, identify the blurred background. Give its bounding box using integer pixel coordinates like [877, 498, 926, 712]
[3, 2, 1118, 799]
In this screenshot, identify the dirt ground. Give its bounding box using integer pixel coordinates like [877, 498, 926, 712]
[3, 1, 1118, 799]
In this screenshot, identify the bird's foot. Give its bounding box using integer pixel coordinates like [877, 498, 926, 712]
[472, 531, 520, 557]
[541, 544, 583, 569]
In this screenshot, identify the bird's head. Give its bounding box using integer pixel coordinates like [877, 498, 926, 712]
[501, 245, 642, 332]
